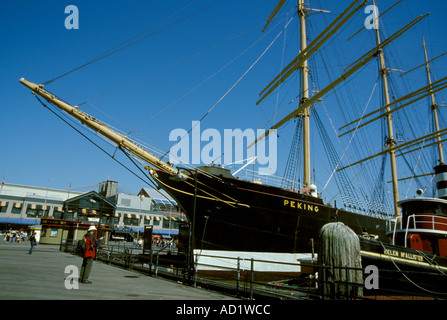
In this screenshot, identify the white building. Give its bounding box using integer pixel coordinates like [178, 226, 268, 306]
[0, 181, 186, 238]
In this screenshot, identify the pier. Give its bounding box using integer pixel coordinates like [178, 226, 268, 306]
[2, 237, 444, 303]
[0, 240, 235, 300]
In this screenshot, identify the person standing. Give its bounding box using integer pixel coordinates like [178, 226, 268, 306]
[29, 232, 37, 254]
[80, 226, 103, 284]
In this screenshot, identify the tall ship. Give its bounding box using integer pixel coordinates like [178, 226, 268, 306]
[20, 0, 447, 296]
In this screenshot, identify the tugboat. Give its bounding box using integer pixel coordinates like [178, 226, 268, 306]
[360, 164, 447, 298]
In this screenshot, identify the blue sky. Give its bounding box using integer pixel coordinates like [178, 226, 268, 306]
[2, 0, 447, 203]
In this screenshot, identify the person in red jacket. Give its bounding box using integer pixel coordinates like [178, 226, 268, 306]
[80, 225, 104, 284]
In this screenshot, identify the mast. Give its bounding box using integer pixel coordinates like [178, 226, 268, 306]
[423, 37, 445, 164]
[255, 0, 370, 188]
[19, 78, 178, 176]
[254, 1, 426, 209]
[298, 0, 311, 188]
[373, 0, 400, 217]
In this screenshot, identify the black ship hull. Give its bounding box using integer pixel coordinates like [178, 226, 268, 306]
[153, 167, 389, 254]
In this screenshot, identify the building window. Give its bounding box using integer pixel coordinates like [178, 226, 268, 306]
[162, 217, 178, 229]
[12, 203, 22, 214]
[41, 205, 49, 217]
[123, 218, 139, 226]
[162, 217, 169, 228]
[123, 214, 140, 226]
[151, 199, 181, 213]
[63, 211, 74, 220]
[171, 218, 179, 229]
[0, 201, 8, 213]
[53, 211, 63, 219]
[111, 215, 120, 225]
[53, 207, 63, 218]
[26, 204, 49, 218]
[101, 216, 119, 226]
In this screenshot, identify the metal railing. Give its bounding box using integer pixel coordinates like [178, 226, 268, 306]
[233, 167, 301, 191]
[191, 253, 367, 300]
[390, 214, 447, 246]
[59, 240, 447, 300]
[60, 239, 181, 275]
[406, 214, 447, 231]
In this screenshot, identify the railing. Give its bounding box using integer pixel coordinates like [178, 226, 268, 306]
[406, 214, 447, 231]
[60, 239, 181, 275]
[231, 167, 301, 192]
[389, 214, 447, 246]
[185, 253, 447, 299]
[59, 240, 447, 300]
[191, 253, 366, 300]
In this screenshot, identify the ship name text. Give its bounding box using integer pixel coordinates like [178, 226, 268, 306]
[384, 249, 424, 262]
[283, 199, 319, 213]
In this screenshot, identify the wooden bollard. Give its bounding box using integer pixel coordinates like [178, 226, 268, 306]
[318, 222, 363, 299]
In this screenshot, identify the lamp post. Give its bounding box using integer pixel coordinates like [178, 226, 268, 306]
[169, 167, 197, 285]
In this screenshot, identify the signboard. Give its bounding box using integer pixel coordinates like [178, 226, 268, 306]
[143, 226, 153, 253]
[178, 224, 189, 255]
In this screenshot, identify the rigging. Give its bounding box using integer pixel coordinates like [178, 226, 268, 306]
[32, 93, 159, 190]
[43, 0, 223, 85]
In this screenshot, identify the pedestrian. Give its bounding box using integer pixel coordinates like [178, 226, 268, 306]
[79, 226, 104, 284]
[29, 232, 37, 254]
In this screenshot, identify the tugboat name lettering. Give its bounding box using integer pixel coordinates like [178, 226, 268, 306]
[283, 200, 319, 213]
[384, 249, 423, 262]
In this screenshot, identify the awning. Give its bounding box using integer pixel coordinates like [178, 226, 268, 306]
[153, 198, 178, 206]
[0, 217, 40, 225]
[153, 229, 179, 236]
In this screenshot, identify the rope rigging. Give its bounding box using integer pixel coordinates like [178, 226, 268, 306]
[165, 15, 294, 164]
[282, 118, 302, 191]
[30, 88, 253, 211]
[43, 0, 222, 85]
[31, 92, 170, 201]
